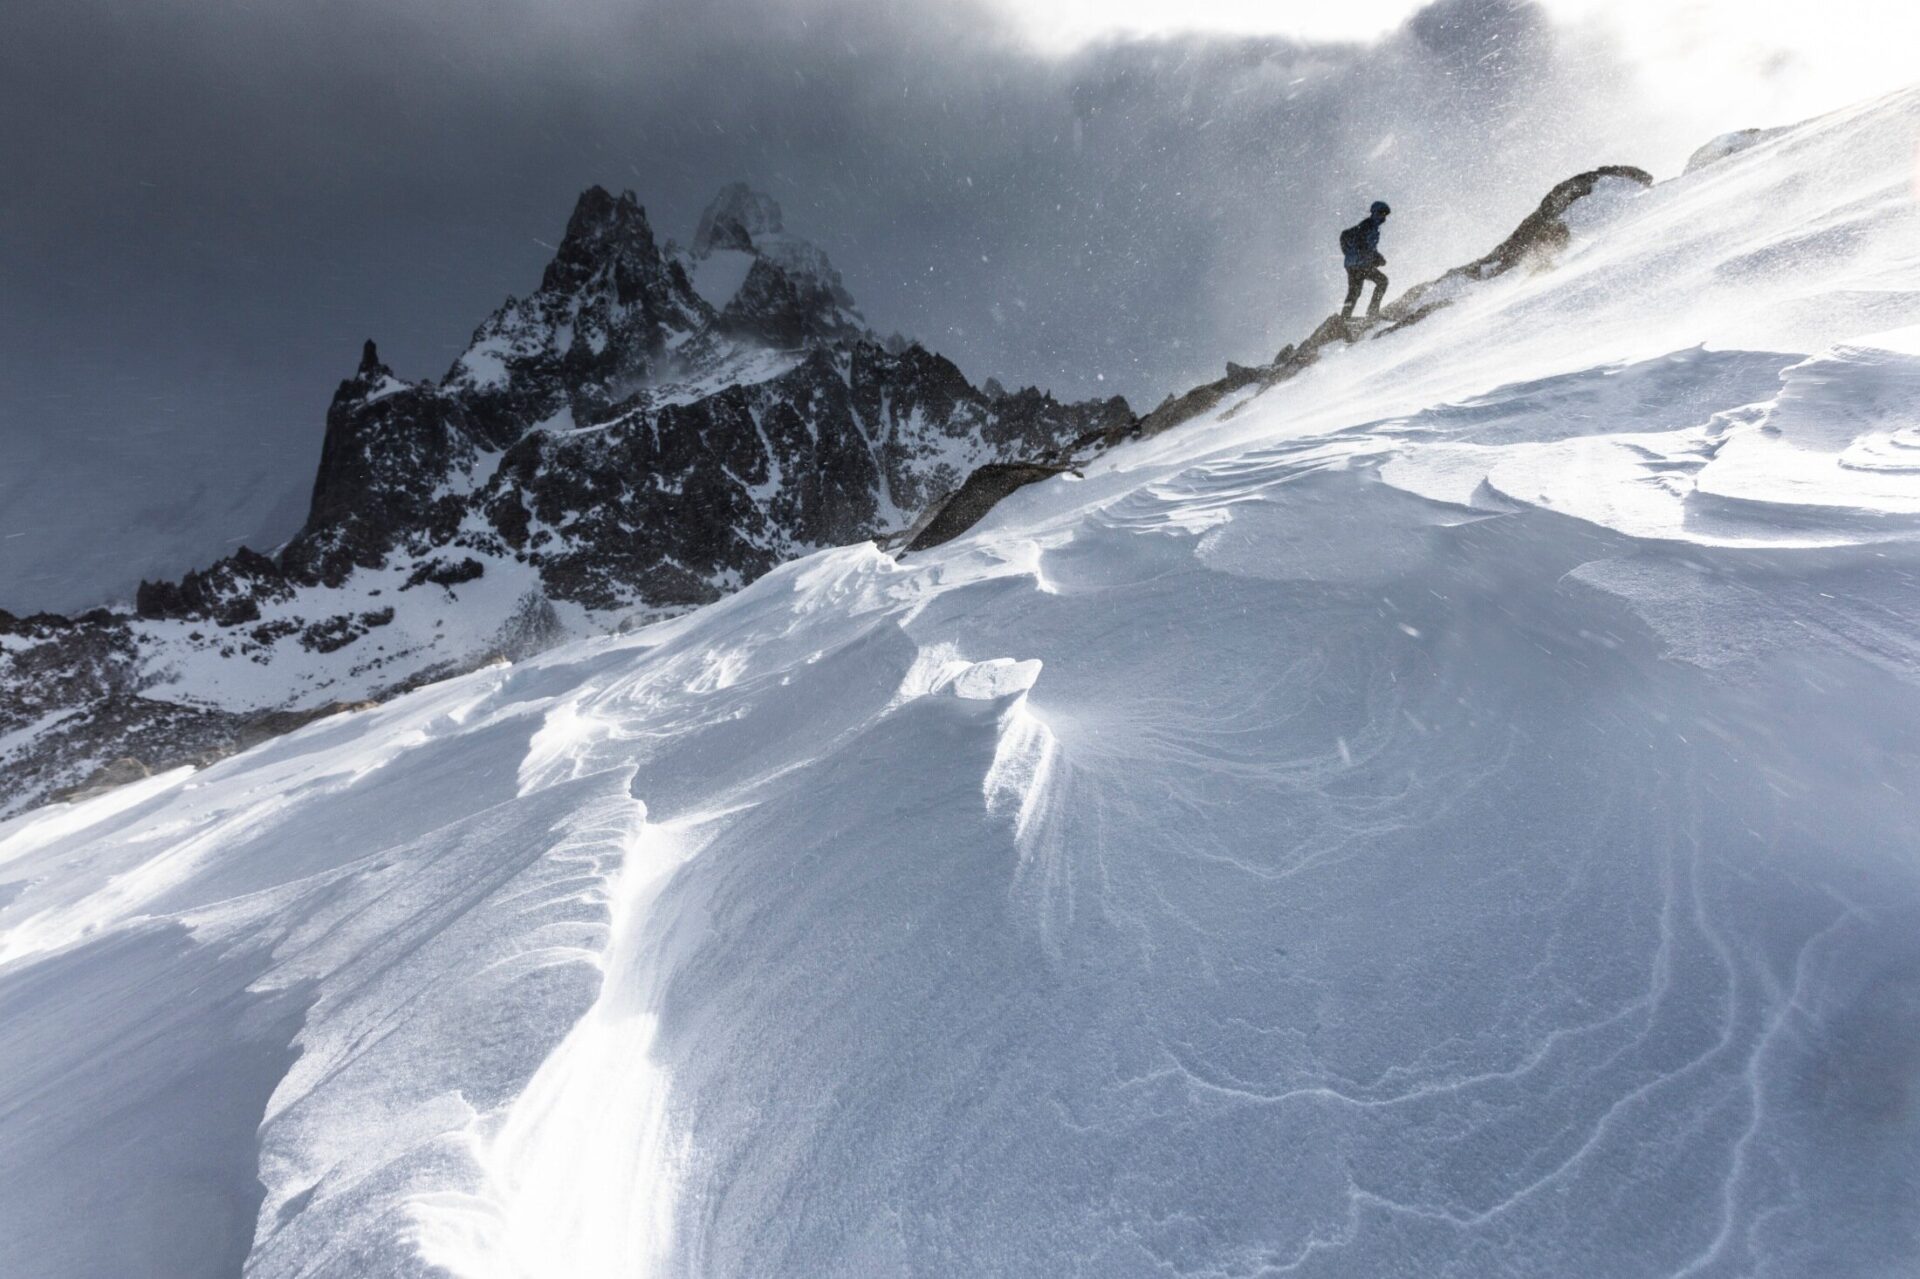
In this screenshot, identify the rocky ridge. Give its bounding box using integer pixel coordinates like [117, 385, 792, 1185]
[900, 165, 1656, 550]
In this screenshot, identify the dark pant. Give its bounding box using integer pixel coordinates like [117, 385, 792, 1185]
[1342, 265, 1387, 319]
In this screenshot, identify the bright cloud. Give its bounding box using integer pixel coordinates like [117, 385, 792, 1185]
[995, 0, 1920, 127]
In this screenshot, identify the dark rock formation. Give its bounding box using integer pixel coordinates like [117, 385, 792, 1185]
[484, 343, 1126, 609]
[1384, 165, 1655, 324]
[442, 186, 715, 438]
[299, 608, 394, 655]
[493, 592, 567, 662]
[403, 557, 485, 591]
[2, 181, 1131, 816]
[137, 547, 291, 623]
[108, 180, 1127, 630]
[905, 463, 1079, 551]
[253, 182, 1127, 617]
[719, 258, 850, 347]
[47, 699, 383, 805]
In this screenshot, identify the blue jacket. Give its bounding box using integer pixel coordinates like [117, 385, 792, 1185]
[1341, 216, 1384, 269]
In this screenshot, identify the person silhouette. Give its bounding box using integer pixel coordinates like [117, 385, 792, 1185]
[1339, 201, 1391, 322]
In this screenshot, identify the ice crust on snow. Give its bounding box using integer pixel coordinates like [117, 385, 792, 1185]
[4, 88, 1920, 1278]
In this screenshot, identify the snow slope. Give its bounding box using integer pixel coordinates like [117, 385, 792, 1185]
[4, 88, 1920, 1277]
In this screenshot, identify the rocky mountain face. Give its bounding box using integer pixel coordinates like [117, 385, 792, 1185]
[1, 185, 1130, 816]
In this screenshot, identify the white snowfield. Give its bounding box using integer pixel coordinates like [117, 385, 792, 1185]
[5, 89, 1920, 1278]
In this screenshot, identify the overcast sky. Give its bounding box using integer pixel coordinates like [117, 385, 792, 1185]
[2, 0, 1910, 612]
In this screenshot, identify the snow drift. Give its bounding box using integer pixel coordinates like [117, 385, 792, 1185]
[4, 88, 1920, 1277]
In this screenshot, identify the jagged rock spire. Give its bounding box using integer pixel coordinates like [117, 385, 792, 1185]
[681, 182, 869, 346]
[540, 186, 668, 296]
[693, 182, 785, 256]
[443, 185, 710, 418]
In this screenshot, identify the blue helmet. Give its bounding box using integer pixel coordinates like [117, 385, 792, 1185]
[1370, 200, 1391, 217]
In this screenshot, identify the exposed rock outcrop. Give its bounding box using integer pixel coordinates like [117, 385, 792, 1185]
[1684, 128, 1786, 175]
[904, 463, 1079, 552]
[905, 164, 1654, 549]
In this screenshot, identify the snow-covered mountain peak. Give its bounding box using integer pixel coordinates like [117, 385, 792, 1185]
[691, 181, 786, 255]
[676, 183, 868, 344]
[541, 186, 678, 295]
[442, 185, 734, 414]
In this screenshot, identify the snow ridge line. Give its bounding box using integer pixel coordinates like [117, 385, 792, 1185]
[230, 719, 657, 1273]
[409, 699, 701, 1279]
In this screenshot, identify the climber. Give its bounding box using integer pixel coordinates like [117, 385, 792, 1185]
[1339, 201, 1391, 322]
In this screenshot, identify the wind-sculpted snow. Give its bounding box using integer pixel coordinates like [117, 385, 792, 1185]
[1374, 336, 1920, 547]
[5, 88, 1920, 1277]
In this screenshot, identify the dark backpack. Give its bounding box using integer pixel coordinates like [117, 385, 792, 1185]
[1339, 221, 1369, 259]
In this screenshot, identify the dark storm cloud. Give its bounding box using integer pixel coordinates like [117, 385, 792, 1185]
[0, 0, 1660, 611]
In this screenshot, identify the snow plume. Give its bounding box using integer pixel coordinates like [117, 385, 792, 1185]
[14, 0, 1695, 612]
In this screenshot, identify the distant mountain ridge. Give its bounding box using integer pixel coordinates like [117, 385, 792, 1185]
[201, 182, 1127, 614]
[0, 184, 1130, 815]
